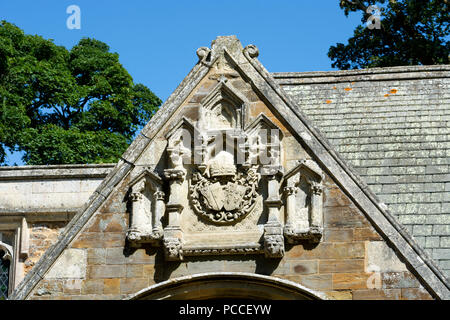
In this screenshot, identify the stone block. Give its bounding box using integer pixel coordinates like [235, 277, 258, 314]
[425, 236, 440, 248]
[319, 259, 365, 274]
[324, 291, 353, 300]
[103, 278, 120, 295]
[128, 248, 156, 264]
[63, 279, 82, 295]
[412, 225, 433, 236]
[286, 242, 365, 260]
[440, 237, 450, 248]
[71, 232, 125, 248]
[298, 274, 332, 291]
[186, 260, 226, 274]
[85, 213, 127, 233]
[45, 248, 87, 279]
[34, 280, 64, 296]
[433, 225, 450, 235]
[323, 228, 353, 242]
[381, 272, 420, 289]
[81, 279, 104, 294]
[290, 260, 318, 275]
[106, 247, 128, 265]
[87, 248, 106, 265]
[401, 287, 433, 300]
[120, 278, 149, 295]
[323, 188, 352, 207]
[332, 273, 370, 290]
[432, 248, 450, 260]
[126, 265, 144, 278]
[352, 289, 401, 300]
[88, 265, 126, 279]
[323, 206, 369, 228]
[222, 259, 258, 273]
[353, 227, 382, 241]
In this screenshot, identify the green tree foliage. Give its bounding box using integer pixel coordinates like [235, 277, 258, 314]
[329, 0, 449, 69]
[0, 21, 161, 165]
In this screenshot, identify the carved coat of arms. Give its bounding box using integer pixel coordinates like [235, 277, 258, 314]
[190, 151, 259, 224]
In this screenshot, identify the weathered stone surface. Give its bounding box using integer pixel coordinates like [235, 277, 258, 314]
[352, 289, 402, 300]
[366, 241, 408, 273]
[319, 259, 365, 274]
[45, 249, 87, 279]
[332, 273, 371, 290]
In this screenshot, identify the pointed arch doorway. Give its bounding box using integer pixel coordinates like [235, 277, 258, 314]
[127, 272, 326, 300]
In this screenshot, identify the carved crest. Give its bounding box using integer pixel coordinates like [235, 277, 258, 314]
[190, 151, 259, 224]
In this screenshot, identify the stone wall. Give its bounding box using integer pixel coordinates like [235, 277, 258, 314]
[26, 169, 432, 300]
[25, 222, 67, 275]
[0, 164, 114, 215]
[0, 164, 114, 292]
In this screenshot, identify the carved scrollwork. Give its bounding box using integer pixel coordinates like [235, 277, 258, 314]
[243, 44, 259, 59]
[196, 46, 212, 66]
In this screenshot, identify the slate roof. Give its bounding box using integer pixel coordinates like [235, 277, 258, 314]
[273, 65, 450, 277]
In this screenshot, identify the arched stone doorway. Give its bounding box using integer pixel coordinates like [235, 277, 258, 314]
[127, 272, 327, 300]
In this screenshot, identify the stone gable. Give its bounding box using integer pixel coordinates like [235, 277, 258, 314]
[6, 37, 450, 300]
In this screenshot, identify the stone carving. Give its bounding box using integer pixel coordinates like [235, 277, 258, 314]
[126, 170, 164, 245]
[264, 234, 285, 258]
[190, 152, 259, 224]
[243, 44, 259, 59]
[196, 47, 212, 67]
[126, 40, 324, 260]
[164, 237, 183, 261]
[283, 160, 324, 243]
[183, 245, 262, 256]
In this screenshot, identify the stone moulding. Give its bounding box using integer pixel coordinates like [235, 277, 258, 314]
[182, 243, 263, 256]
[126, 272, 329, 300]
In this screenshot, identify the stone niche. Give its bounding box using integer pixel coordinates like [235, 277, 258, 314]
[126, 40, 324, 261]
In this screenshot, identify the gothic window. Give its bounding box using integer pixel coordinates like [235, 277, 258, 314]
[0, 250, 10, 300]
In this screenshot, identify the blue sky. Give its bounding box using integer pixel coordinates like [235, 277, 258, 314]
[1, 0, 362, 165]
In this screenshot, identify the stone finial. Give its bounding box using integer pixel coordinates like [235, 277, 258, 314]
[243, 44, 259, 58]
[210, 35, 242, 52]
[196, 46, 211, 65]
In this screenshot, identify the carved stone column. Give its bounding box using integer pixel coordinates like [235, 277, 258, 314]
[283, 186, 298, 241]
[152, 190, 165, 239]
[309, 181, 324, 242]
[127, 180, 147, 242]
[163, 169, 185, 261]
[262, 166, 284, 258]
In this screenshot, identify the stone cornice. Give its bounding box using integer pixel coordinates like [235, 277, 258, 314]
[0, 164, 115, 181]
